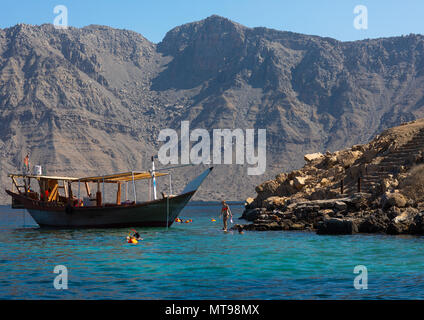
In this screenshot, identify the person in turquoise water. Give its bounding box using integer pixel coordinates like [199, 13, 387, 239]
[132, 230, 141, 240]
[220, 200, 233, 231]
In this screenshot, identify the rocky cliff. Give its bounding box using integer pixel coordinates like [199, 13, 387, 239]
[1, 16, 424, 203]
[240, 119, 424, 235]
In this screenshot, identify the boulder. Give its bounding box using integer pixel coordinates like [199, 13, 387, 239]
[250, 224, 270, 231]
[293, 176, 307, 190]
[410, 212, 424, 235]
[298, 198, 351, 210]
[325, 155, 338, 168]
[255, 179, 280, 200]
[294, 204, 320, 220]
[393, 209, 416, 223]
[349, 193, 371, 209]
[320, 178, 331, 187]
[290, 223, 305, 231]
[304, 153, 324, 163]
[351, 144, 365, 152]
[304, 187, 315, 194]
[257, 214, 269, 221]
[305, 166, 319, 175]
[387, 207, 419, 235]
[337, 150, 362, 168]
[386, 206, 402, 219]
[381, 192, 407, 210]
[334, 201, 348, 211]
[279, 220, 292, 230]
[358, 210, 389, 233]
[331, 165, 344, 175]
[241, 208, 265, 221]
[274, 179, 298, 196]
[275, 173, 288, 183]
[263, 196, 287, 209]
[248, 221, 282, 231]
[317, 218, 359, 235]
[267, 222, 283, 230]
[245, 197, 254, 206]
[318, 209, 334, 218]
[288, 170, 302, 180]
[309, 188, 339, 200]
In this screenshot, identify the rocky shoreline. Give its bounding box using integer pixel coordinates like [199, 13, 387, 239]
[235, 192, 424, 235]
[234, 120, 424, 236]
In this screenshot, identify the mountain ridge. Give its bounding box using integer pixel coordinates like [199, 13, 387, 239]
[0, 15, 424, 203]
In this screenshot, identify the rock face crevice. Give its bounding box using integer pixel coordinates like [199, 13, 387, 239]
[1, 16, 424, 202]
[238, 119, 424, 235]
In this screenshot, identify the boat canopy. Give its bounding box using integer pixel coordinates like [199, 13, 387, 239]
[8, 171, 168, 183]
[77, 171, 168, 183]
[8, 173, 78, 181]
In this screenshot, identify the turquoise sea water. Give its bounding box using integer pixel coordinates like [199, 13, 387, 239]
[0, 203, 423, 299]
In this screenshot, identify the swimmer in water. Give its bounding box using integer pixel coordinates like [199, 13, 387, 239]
[220, 200, 233, 232]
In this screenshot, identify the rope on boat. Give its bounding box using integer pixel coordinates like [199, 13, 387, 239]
[150, 163, 194, 173]
[166, 196, 169, 231]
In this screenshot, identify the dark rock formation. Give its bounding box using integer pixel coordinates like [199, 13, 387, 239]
[317, 218, 359, 235]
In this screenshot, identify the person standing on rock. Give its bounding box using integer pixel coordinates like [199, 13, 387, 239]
[220, 200, 232, 231]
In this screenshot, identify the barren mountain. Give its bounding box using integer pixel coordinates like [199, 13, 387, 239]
[0, 15, 424, 203]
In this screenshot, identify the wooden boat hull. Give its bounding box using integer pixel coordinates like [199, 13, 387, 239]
[5, 189, 195, 228]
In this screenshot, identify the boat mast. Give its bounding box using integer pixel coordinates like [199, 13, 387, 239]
[102, 178, 105, 206]
[151, 156, 157, 200]
[125, 181, 128, 201]
[169, 174, 172, 195]
[77, 180, 80, 205]
[131, 171, 137, 203]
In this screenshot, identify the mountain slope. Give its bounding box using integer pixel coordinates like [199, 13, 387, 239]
[0, 16, 424, 203]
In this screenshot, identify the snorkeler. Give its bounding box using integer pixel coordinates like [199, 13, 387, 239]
[132, 230, 141, 240]
[128, 229, 142, 241]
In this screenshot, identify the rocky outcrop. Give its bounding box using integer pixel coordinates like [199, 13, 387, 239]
[238, 120, 424, 236]
[381, 192, 407, 210]
[241, 207, 267, 221]
[304, 153, 324, 163]
[317, 218, 359, 235]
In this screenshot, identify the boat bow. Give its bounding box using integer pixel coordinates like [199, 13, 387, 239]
[181, 167, 213, 194]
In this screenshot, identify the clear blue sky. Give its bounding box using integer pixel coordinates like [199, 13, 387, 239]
[0, 0, 422, 43]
